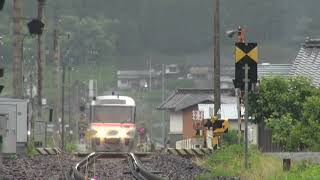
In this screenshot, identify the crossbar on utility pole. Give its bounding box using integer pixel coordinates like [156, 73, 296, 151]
[244, 64, 249, 169]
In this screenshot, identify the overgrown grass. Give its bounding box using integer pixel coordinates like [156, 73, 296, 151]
[197, 145, 284, 180]
[197, 144, 320, 180]
[278, 161, 320, 180]
[26, 142, 38, 156]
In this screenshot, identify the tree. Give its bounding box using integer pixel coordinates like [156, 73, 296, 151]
[58, 15, 118, 64]
[249, 76, 320, 151]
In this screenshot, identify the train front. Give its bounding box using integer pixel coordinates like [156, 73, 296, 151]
[89, 96, 136, 152]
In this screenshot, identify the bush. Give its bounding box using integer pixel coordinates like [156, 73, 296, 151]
[221, 129, 240, 146]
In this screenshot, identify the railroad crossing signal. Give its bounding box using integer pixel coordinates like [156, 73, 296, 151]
[27, 19, 45, 35]
[234, 43, 258, 90]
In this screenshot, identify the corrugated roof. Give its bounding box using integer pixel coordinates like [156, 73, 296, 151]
[158, 88, 236, 111]
[198, 103, 240, 120]
[258, 64, 291, 78]
[290, 38, 320, 87]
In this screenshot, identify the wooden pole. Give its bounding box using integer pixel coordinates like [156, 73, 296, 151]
[213, 0, 221, 116]
[12, 0, 23, 98]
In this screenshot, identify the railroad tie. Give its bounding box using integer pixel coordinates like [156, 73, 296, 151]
[35, 148, 48, 155]
[44, 148, 57, 155]
[53, 148, 62, 154]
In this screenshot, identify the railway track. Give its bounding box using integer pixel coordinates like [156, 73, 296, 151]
[69, 152, 165, 180]
[1, 151, 205, 179]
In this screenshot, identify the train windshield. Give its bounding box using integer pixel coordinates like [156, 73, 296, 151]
[92, 106, 135, 123]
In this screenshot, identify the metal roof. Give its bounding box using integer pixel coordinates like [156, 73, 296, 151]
[198, 103, 241, 120]
[290, 38, 320, 87]
[258, 64, 291, 78]
[157, 89, 236, 111]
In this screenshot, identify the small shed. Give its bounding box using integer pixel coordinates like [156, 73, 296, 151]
[0, 98, 28, 153]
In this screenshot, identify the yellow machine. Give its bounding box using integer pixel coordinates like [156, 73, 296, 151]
[205, 116, 229, 149]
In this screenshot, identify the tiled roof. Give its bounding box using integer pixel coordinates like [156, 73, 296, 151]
[157, 89, 214, 111]
[158, 88, 236, 111]
[290, 38, 320, 87]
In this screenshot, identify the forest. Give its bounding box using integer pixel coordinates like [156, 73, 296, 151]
[0, 0, 319, 68]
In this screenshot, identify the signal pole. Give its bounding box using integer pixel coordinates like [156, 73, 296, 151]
[213, 0, 221, 116]
[244, 64, 249, 169]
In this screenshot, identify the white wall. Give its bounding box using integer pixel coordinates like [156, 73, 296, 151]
[117, 80, 130, 89]
[169, 111, 183, 133]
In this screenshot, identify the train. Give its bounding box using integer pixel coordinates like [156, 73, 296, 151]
[89, 94, 136, 152]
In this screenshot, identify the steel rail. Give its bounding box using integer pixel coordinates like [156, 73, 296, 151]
[69, 152, 164, 180]
[127, 153, 165, 180]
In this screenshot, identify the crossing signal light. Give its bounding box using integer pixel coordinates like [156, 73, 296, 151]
[27, 19, 45, 35]
[0, 0, 5, 11]
[49, 108, 53, 122]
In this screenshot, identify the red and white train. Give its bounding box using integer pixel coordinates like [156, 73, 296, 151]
[89, 94, 136, 152]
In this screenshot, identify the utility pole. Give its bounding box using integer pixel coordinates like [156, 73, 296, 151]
[68, 66, 71, 142]
[61, 65, 65, 150]
[37, 0, 45, 123]
[53, 29, 61, 128]
[12, 0, 23, 98]
[161, 64, 165, 144]
[148, 58, 152, 91]
[213, 0, 221, 116]
[244, 64, 249, 169]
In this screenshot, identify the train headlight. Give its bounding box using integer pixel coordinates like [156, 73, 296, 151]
[126, 130, 135, 137]
[96, 128, 106, 138]
[119, 128, 127, 138]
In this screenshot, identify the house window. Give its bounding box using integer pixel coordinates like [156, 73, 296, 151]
[169, 67, 177, 73]
[120, 80, 128, 84]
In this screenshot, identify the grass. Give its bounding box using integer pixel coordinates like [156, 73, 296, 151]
[278, 161, 320, 180]
[65, 143, 77, 153]
[198, 144, 284, 179]
[196, 144, 320, 180]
